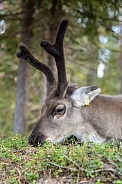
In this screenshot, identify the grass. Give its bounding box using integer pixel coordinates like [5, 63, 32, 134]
[0, 134, 122, 184]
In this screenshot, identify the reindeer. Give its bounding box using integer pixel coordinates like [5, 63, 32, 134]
[16, 19, 122, 146]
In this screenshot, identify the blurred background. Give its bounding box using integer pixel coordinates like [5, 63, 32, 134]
[0, 0, 122, 137]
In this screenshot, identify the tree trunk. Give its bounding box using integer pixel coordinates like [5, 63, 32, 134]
[13, 0, 35, 134]
[41, 17, 49, 103]
[119, 23, 122, 93]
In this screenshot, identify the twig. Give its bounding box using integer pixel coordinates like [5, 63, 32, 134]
[90, 167, 122, 176]
[107, 158, 119, 170]
[115, 155, 122, 163]
[63, 154, 88, 173]
[49, 162, 78, 172]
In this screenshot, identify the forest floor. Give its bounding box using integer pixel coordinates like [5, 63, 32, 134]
[0, 134, 122, 184]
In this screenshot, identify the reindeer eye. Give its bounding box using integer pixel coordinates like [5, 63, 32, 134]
[54, 104, 66, 115]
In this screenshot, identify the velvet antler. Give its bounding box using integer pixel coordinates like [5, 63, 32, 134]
[40, 19, 68, 96]
[16, 43, 56, 89]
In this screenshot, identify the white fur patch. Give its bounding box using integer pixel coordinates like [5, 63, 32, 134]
[71, 87, 101, 107]
[74, 129, 105, 144]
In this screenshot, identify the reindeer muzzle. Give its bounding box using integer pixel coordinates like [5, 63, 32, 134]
[28, 132, 47, 146]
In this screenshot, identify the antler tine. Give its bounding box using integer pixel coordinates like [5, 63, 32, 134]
[55, 19, 68, 46]
[16, 43, 56, 89]
[40, 19, 68, 95]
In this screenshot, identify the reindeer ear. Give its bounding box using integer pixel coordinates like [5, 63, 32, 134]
[70, 86, 101, 107]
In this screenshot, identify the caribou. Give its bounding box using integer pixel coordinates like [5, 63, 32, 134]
[16, 19, 122, 146]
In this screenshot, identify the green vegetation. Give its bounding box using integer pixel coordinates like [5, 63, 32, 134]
[0, 134, 122, 183]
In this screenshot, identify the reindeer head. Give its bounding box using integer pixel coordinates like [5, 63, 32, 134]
[17, 19, 101, 146]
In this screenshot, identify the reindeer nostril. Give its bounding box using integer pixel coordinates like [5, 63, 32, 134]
[28, 132, 47, 147]
[28, 133, 37, 146]
[40, 41, 48, 47]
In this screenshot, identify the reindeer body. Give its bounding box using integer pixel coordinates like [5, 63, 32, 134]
[80, 95, 122, 143]
[16, 19, 122, 146]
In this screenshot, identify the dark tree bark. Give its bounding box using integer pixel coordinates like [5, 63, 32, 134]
[119, 23, 122, 93]
[13, 0, 35, 134]
[41, 17, 49, 103]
